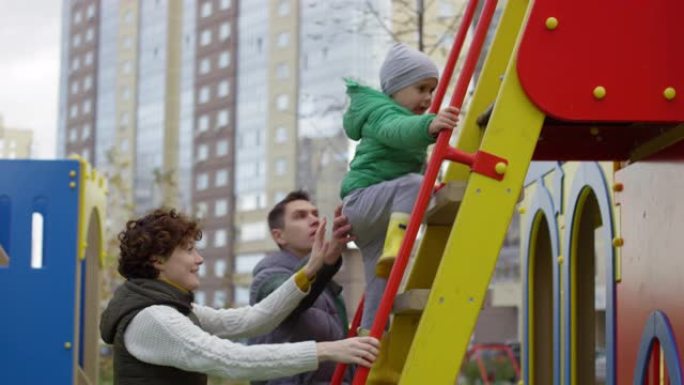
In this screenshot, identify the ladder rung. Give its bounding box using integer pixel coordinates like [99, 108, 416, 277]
[393, 289, 430, 315]
[426, 181, 467, 225]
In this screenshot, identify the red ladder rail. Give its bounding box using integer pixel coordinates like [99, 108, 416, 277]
[350, 0, 500, 383]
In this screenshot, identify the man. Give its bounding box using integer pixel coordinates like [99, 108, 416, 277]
[249, 191, 354, 385]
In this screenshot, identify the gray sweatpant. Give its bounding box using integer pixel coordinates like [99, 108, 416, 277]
[342, 173, 423, 329]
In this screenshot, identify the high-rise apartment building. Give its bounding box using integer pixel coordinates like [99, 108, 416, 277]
[58, 0, 99, 165]
[58, 0, 236, 308]
[231, 0, 303, 305]
[192, 0, 237, 308]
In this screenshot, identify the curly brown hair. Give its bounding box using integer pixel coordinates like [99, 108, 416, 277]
[118, 208, 202, 279]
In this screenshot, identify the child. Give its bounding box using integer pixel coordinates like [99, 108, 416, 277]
[341, 43, 460, 331]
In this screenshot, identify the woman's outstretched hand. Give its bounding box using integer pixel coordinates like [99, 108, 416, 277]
[316, 336, 381, 368]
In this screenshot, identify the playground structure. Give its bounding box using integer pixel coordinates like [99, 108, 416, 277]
[0, 158, 107, 385]
[0, 0, 682, 384]
[331, 0, 684, 384]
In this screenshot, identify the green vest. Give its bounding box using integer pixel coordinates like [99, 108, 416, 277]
[102, 279, 208, 385]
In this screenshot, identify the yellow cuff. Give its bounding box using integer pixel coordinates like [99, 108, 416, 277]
[294, 268, 315, 292]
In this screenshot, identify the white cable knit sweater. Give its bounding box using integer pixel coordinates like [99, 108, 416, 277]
[123, 277, 319, 381]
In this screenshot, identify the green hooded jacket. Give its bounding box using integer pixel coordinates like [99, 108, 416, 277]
[340, 79, 436, 198]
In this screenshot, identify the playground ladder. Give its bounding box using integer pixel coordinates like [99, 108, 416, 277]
[332, 0, 546, 383]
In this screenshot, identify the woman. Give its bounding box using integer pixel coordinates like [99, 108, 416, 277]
[100, 208, 378, 385]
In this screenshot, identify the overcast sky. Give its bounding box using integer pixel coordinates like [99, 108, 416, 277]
[0, 0, 62, 159]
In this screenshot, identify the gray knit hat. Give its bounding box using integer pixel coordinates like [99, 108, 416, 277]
[380, 43, 439, 96]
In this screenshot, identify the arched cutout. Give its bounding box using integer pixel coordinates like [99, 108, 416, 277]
[522, 183, 561, 385]
[563, 163, 615, 385]
[75, 208, 103, 384]
[633, 311, 683, 385]
[530, 214, 554, 384]
[571, 189, 601, 385]
[31, 197, 49, 269]
[31, 212, 44, 269]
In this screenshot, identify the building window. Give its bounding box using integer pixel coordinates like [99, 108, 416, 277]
[275, 126, 287, 143]
[214, 230, 227, 248]
[213, 290, 227, 308]
[277, 32, 289, 48]
[234, 287, 249, 306]
[220, 0, 231, 10]
[86, 4, 96, 19]
[197, 231, 208, 248]
[84, 52, 93, 66]
[198, 264, 207, 277]
[274, 158, 287, 176]
[73, 10, 82, 24]
[71, 57, 80, 72]
[196, 201, 208, 218]
[82, 124, 91, 140]
[198, 114, 209, 132]
[72, 34, 81, 48]
[215, 199, 228, 217]
[235, 253, 265, 274]
[219, 22, 231, 40]
[69, 128, 78, 143]
[82, 99, 92, 114]
[216, 139, 228, 156]
[86, 28, 94, 42]
[217, 80, 229, 98]
[215, 169, 228, 187]
[70, 104, 78, 118]
[236, 162, 255, 180]
[196, 173, 209, 191]
[214, 260, 227, 278]
[201, 1, 212, 17]
[124, 10, 133, 24]
[217, 109, 229, 128]
[218, 51, 230, 68]
[195, 291, 206, 305]
[119, 112, 130, 130]
[196, 144, 208, 161]
[82, 148, 90, 162]
[123, 36, 133, 50]
[274, 191, 287, 203]
[71, 81, 79, 95]
[83, 75, 92, 91]
[199, 86, 210, 104]
[122, 60, 132, 75]
[276, 94, 289, 111]
[278, 0, 290, 16]
[239, 222, 267, 242]
[121, 86, 130, 100]
[199, 57, 211, 74]
[237, 192, 266, 211]
[256, 160, 266, 176]
[200, 29, 212, 46]
[276, 63, 288, 79]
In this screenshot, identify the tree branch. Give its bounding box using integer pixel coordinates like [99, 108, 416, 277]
[364, 0, 401, 42]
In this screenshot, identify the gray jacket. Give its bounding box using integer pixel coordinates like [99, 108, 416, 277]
[249, 250, 349, 385]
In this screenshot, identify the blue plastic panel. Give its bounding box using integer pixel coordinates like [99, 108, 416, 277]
[0, 160, 80, 384]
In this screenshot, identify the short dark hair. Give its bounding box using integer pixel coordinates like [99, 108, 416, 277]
[267, 190, 311, 231]
[117, 208, 202, 279]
